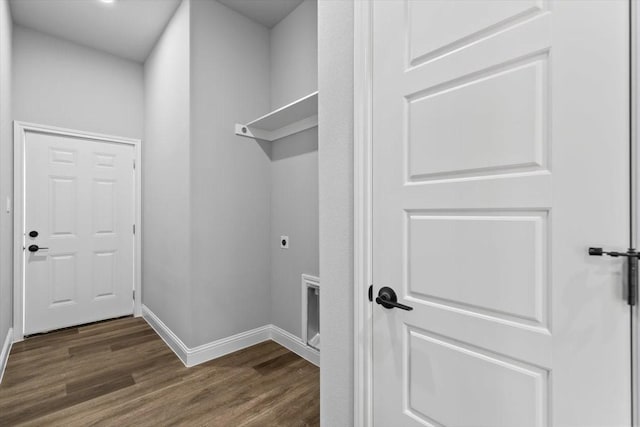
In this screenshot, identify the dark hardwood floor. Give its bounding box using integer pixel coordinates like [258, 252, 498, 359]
[0, 317, 320, 426]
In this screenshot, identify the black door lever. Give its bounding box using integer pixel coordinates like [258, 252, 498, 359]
[375, 286, 413, 311]
[589, 247, 640, 258]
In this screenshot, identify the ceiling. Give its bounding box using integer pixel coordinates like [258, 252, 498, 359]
[9, 0, 182, 62]
[217, 0, 303, 28]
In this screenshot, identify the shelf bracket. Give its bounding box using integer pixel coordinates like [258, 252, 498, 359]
[234, 124, 270, 141]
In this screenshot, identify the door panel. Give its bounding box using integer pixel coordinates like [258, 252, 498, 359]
[49, 176, 77, 236]
[408, 59, 545, 180]
[24, 130, 135, 335]
[93, 251, 116, 299]
[49, 253, 77, 306]
[372, 1, 630, 425]
[407, 328, 546, 427]
[93, 179, 116, 234]
[407, 211, 546, 326]
[408, 0, 545, 66]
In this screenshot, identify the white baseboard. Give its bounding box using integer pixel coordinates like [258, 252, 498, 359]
[142, 305, 189, 365]
[0, 327, 13, 384]
[270, 324, 319, 367]
[187, 325, 271, 367]
[142, 305, 319, 368]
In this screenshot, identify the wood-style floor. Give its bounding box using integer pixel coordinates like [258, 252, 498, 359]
[0, 317, 319, 426]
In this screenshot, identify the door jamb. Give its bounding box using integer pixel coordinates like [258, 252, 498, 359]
[353, 1, 373, 426]
[632, 0, 639, 423]
[12, 121, 142, 342]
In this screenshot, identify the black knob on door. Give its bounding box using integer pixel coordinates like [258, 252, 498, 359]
[375, 286, 414, 311]
[27, 244, 49, 253]
[28, 230, 38, 238]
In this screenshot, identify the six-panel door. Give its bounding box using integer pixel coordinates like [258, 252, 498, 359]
[24, 130, 135, 335]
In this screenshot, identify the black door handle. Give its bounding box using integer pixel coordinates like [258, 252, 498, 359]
[28, 244, 48, 252]
[375, 286, 413, 311]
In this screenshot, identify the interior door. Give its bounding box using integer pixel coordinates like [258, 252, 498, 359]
[372, 1, 631, 426]
[24, 130, 135, 335]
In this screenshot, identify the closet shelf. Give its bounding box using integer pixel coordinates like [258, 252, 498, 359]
[235, 91, 318, 142]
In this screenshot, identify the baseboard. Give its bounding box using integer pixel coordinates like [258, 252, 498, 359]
[187, 325, 271, 367]
[0, 327, 14, 384]
[142, 305, 272, 367]
[270, 325, 320, 367]
[142, 305, 189, 366]
[142, 305, 319, 368]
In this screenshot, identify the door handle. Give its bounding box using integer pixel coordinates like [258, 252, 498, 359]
[375, 286, 413, 311]
[28, 244, 48, 253]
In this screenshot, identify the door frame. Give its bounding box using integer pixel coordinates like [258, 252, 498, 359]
[12, 121, 142, 342]
[353, 1, 639, 426]
[353, 0, 373, 425]
[633, 0, 639, 423]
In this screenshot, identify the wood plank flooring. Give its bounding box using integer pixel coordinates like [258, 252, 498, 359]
[0, 317, 319, 426]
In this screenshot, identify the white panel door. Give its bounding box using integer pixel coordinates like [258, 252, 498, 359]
[372, 1, 631, 426]
[24, 130, 135, 335]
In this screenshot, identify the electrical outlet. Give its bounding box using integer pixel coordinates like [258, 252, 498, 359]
[280, 236, 289, 249]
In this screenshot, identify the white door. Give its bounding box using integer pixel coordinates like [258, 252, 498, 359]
[24, 130, 135, 335]
[372, 1, 631, 426]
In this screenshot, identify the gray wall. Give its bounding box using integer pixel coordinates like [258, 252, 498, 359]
[318, 0, 354, 425]
[270, 0, 318, 109]
[143, 0, 193, 344]
[0, 0, 12, 344]
[268, 0, 319, 339]
[189, 0, 272, 347]
[12, 26, 143, 139]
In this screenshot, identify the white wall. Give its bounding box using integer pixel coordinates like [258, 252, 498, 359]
[143, 0, 193, 344]
[0, 0, 13, 344]
[268, 0, 319, 340]
[270, 0, 318, 109]
[189, 0, 272, 347]
[12, 26, 143, 139]
[318, 0, 354, 424]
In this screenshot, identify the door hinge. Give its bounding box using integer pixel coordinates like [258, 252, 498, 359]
[589, 247, 638, 306]
[133, 290, 135, 300]
[133, 159, 136, 169]
[133, 224, 135, 234]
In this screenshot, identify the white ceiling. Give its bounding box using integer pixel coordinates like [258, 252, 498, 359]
[9, 0, 181, 62]
[217, 0, 303, 28]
